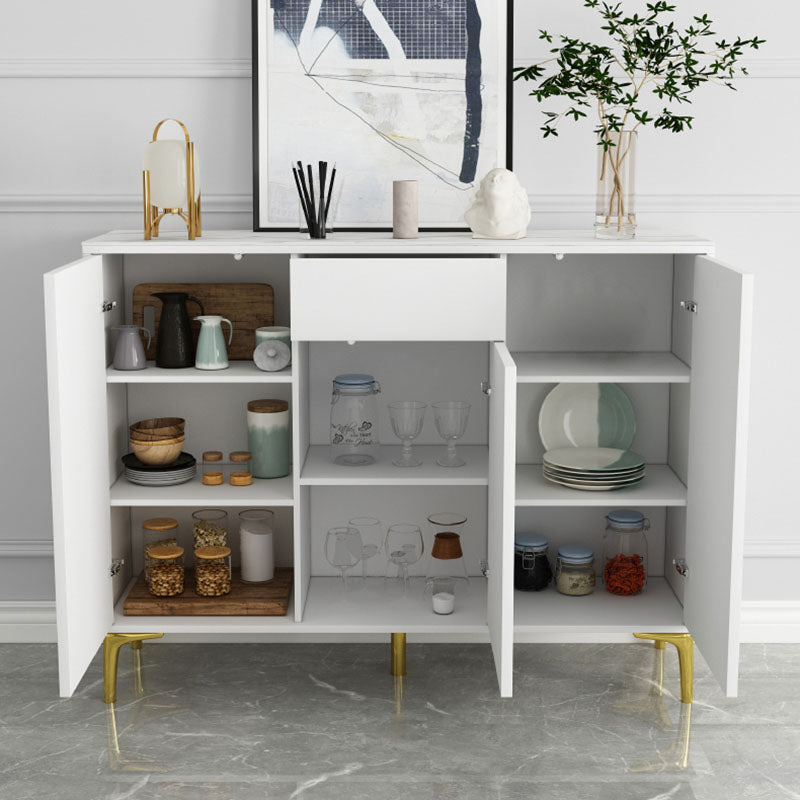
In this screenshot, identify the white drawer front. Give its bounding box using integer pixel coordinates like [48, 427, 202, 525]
[290, 256, 506, 341]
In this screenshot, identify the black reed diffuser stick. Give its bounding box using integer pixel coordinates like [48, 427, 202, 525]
[292, 160, 335, 238]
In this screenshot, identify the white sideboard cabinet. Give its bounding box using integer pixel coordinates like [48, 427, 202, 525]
[44, 230, 752, 702]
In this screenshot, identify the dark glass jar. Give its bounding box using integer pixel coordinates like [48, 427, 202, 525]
[514, 533, 552, 591]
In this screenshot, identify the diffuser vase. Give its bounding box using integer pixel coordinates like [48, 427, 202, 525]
[595, 130, 637, 240]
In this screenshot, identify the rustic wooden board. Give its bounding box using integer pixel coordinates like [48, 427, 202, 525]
[123, 567, 292, 615]
[132, 283, 274, 361]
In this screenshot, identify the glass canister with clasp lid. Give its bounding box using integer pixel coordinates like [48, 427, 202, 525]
[330, 373, 381, 466]
[514, 533, 552, 591]
[602, 509, 649, 595]
[555, 545, 596, 596]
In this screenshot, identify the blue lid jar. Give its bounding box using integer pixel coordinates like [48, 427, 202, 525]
[606, 509, 646, 528]
[333, 373, 377, 387]
[557, 545, 594, 565]
[514, 533, 549, 553]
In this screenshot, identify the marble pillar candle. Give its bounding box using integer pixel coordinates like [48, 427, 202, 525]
[393, 180, 418, 239]
[247, 399, 291, 479]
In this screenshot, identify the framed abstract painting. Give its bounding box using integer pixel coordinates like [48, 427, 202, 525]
[253, 0, 512, 230]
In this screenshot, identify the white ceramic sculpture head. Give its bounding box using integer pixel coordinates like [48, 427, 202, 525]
[464, 168, 531, 239]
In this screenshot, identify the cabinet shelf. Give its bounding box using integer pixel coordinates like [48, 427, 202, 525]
[299, 445, 490, 486]
[512, 352, 690, 383]
[106, 361, 292, 384]
[515, 464, 687, 507]
[111, 576, 487, 635]
[109, 473, 294, 507]
[514, 577, 686, 641]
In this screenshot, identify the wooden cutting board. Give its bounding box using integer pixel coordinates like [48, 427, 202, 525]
[132, 283, 274, 361]
[123, 568, 293, 615]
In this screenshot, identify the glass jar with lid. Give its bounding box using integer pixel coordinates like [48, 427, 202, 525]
[192, 509, 228, 550]
[330, 373, 381, 466]
[239, 509, 275, 583]
[514, 533, 552, 591]
[202, 451, 224, 485]
[195, 545, 232, 596]
[229, 451, 253, 486]
[146, 545, 185, 596]
[602, 509, 649, 595]
[555, 545, 596, 596]
[142, 517, 179, 580]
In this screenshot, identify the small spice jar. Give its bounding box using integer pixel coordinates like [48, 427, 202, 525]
[202, 451, 224, 485]
[142, 517, 179, 580]
[603, 509, 649, 596]
[229, 451, 253, 486]
[192, 509, 228, 550]
[514, 533, 552, 592]
[146, 545, 185, 596]
[195, 545, 232, 596]
[555, 545, 596, 596]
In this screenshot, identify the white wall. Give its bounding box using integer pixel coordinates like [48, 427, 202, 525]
[1, 2, 798, 634]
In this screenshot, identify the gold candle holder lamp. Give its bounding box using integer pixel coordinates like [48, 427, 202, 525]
[143, 119, 201, 240]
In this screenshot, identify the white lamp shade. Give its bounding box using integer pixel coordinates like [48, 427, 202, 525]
[144, 139, 200, 208]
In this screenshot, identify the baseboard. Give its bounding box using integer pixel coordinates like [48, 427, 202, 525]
[2, 599, 798, 644]
[740, 601, 800, 643]
[0, 601, 57, 643]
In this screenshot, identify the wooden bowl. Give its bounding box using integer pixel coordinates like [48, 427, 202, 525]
[129, 428, 184, 442]
[130, 436, 185, 465]
[130, 418, 185, 438]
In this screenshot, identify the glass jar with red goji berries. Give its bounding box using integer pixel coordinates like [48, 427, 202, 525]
[602, 510, 649, 596]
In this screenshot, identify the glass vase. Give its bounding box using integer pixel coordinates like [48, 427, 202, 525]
[595, 130, 637, 240]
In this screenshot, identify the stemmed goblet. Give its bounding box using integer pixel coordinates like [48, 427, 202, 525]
[384, 523, 424, 595]
[432, 401, 471, 467]
[324, 526, 363, 589]
[388, 401, 427, 467]
[348, 516, 382, 581]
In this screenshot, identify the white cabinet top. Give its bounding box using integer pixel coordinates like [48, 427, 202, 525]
[82, 229, 714, 256]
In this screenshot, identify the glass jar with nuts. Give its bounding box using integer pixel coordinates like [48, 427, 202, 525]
[142, 517, 179, 580]
[195, 546, 232, 596]
[146, 545, 185, 596]
[192, 509, 228, 549]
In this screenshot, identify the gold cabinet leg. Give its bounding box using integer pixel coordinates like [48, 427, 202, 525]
[390, 633, 406, 677]
[103, 633, 163, 704]
[634, 632, 694, 704]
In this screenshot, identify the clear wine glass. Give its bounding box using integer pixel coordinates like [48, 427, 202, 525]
[388, 401, 426, 467]
[384, 523, 424, 595]
[348, 516, 382, 581]
[324, 526, 363, 588]
[432, 401, 471, 467]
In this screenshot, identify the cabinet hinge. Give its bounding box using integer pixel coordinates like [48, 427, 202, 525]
[109, 558, 125, 577]
[680, 299, 698, 314]
[673, 557, 689, 578]
[101, 300, 118, 314]
[480, 559, 490, 577]
[481, 381, 492, 397]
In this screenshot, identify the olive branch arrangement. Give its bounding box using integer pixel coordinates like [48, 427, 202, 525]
[513, 1, 765, 231]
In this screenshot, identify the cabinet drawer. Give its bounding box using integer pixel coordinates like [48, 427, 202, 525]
[290, 256, 506, 341]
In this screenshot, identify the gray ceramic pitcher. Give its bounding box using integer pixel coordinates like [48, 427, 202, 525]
[111, 325, 151, 371]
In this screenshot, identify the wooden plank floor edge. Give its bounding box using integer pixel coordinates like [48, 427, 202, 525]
[123, 567, 293, 616]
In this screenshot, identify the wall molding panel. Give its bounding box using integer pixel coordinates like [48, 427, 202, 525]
[0, 540, 54, 558]
[0, 56, 797, 80]
[2, 193, 798, 216]
[0, 601, 57, 643]
[740, 601, 800, 643]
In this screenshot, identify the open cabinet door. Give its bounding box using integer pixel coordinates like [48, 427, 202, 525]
[487, 342, 516, 696]
[44, 256, 113, 696]
[682, 255, 753, 697]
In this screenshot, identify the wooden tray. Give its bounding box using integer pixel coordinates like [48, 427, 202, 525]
[132, 282, 274, 361]
[123, 568, 292, 615]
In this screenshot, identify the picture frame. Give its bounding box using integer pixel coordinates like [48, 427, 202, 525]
[252, 0, 513, 231]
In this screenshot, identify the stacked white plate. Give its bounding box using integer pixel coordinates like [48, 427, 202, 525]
[543, 447, 645, 491]
[122, 453, 196, 487]
[539, 383, 645, 491]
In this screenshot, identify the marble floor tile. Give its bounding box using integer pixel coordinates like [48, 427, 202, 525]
[0, 643, 798, 800]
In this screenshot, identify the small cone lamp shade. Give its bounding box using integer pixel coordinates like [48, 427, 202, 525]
[142, 118, 201, 240]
